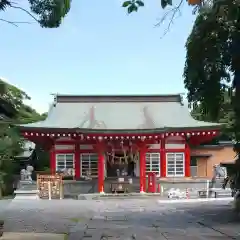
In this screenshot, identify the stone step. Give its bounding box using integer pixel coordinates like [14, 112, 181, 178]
[19, 184, 38, 191]
[14, 190, 40, 200]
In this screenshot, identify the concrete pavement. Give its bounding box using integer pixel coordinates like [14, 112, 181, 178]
[0, 198, 239, 239]
[1, 232, 65, 240]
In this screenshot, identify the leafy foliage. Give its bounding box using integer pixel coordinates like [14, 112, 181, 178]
[0, 124, 22, 197]
[0, 0, 71, 28]
[0, 79, 46, 197]
[184, 1, 240, 138]
[184, 11, 231, 122]
[184, 0, 240, 189]
[0, 79, 30, 112]
[0, 0, 11, 11]
[28, 0, 71, 28]
[0, 0, 178, 27]
[122, 0, 144, 14]
[191, 90, 234, 140]
[122, 0, 173, 13]
[0, 79, 46, 123]
[161, 0, 173, 9]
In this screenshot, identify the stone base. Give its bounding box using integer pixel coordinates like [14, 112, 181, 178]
[19, 180, 32, 185]
[209, 188, 232, 198]
[14, 190, 40, 200]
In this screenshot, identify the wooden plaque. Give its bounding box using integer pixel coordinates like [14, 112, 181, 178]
[37, 174, 63, 199]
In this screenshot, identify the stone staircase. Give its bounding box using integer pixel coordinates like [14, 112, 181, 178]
[14, 180, 39, 200]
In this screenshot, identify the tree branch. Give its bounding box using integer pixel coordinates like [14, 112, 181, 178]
[0, 18, 18, 27]
[10, 4, 38, 23]
[0, 18, 31, 27]
[155, 0, 184, 37]
[0, 1, 39, 27]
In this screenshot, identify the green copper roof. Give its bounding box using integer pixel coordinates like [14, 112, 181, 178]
[20, 94, 222, 133]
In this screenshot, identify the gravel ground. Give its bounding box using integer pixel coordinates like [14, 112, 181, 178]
[0, 199, 239, 239]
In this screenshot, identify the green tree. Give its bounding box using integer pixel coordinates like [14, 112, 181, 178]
[184, 1, 240, 188]
[0, 124, 22, 197]
[0, 79, 46, 197]
[191, 90, 234, 140]
[184, 1, 240, 143]
[0, 0, 71, 28]
[0, 0, 202, 28]
[0, 79, 46, 123]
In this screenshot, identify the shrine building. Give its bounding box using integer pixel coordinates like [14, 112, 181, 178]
[19, 94, 221, 193]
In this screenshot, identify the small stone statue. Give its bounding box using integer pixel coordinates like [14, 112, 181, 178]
[210, 164, 227, 189]
[214, 164, 227, 178]
[20, 169, 26, 181]
[20, 165, 34, 182]
[26, 165, 34, 181]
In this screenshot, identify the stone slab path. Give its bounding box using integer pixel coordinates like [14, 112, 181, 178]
[1, 232, 65, 240]
[0, 199, 239, 239]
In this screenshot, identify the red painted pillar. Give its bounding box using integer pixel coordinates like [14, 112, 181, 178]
[139, 145, 146, 193]
[50, 147, 56, 174]
[185, 143, 191, 177]
[75, 143, 80, 179]
[160, 139, 166, 178]
[98, 147, 105, 193]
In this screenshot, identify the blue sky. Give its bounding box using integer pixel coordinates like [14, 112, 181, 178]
[0, 0, 196, 113]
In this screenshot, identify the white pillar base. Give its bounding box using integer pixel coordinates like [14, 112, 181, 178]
[99, 191, 105, 195]
[140, 191, 146, 194]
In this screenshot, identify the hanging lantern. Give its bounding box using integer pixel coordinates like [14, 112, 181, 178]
[188, 0, 201, 5]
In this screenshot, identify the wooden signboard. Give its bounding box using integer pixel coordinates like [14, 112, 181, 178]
[37, 174, 63, 199]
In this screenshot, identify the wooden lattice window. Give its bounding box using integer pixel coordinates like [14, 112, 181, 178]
[80, 153, 98, 177]
[166, 152, 185, 177]
[56, 154, 75, 176]
[145, 152, 160, 176]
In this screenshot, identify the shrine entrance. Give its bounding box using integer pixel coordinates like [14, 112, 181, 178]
[106, 148, 139, 178]
[105, 148, 139, 193]
[106, 152, 126, 177]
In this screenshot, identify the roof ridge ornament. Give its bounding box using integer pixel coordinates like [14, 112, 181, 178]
[50, 93, 58, 107]
[179, 93, 184, 106]
[138, 106, 155, 129]
[78, 105, 107, 129]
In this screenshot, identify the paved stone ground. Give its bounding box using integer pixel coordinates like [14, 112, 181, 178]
[0, 199, 240, 239]
[1, 232, 65, 240]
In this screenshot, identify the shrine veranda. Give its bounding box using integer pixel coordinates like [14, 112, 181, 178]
[19, 94, 221, 193]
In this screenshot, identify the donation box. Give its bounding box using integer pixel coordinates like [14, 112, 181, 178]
[147, 172, 156, 193]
